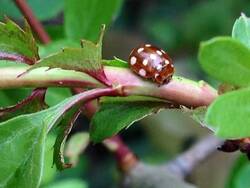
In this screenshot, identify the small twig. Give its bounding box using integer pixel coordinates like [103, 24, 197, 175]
[103, 136, 138, 172]
[165, 135, 222, 179]
[14, 0, 51, 44]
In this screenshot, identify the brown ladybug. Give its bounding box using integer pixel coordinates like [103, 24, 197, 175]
[129, 44, 174, 85]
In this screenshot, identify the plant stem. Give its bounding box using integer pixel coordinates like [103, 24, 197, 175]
[0, 66, 217, 107]
[103, 136, 138, 172]
[165, 135, 222, 179]
[0, 66, 105, 89]
[104, 66, 217, 107]
[14, 0, 51, 44]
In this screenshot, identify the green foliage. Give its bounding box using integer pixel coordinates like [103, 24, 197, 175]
[226, 156, 250, 188]
[140, 0, 250, 52]
[198, 14, 250, 139]
[65, 132, 89, 167]
[234, 164, 250, 188]
[90, 96, 169, 142]
[0, 88, 31, 107]
[53, 106, 81, 171]
[45, 25, 65, 41]
[205, 88, 250, 138]
[0, 18, 117, 187]
[44, 179, 88, 188]
[33, 40, 100, 70]
[0, 0, 64, 21]
[199, 37, 250, 86]
[45, 88, 72, 107]
[3, 2, 250, 187]
[0, 88, 47, 121]
[0, 88, 110, 187]
[141, 13, 179, 50]
[182, 0, 233, 47]
[232, 13, 250, 48]
[30, 26, 107, 85]
[64, 0, 123, 41]
[39, 40, 80, 58]
[0, 19, 38, 61]
[0, 110, 48, 187]
[55, 157, 88, 181]
[34, 47, 101, 72]
[41, 134, 57, 186]
[102, 57, 128, 68]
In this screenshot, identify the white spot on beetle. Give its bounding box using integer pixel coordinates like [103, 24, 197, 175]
[161, 49, 165, 54]
[139, 69, 146, 77]
[154, 73, 159, 78]
[171, 64, 174, 67]
[156, 50, 162, 56]
[156, 64, 162, 71]
[142, 59, 148, 66]
[130, 56, 137, 65]
[150, 54, 157, 60]
[145, 44, 151, 47]
[137, 48, 144, 53]
[164, 60, 169, 65]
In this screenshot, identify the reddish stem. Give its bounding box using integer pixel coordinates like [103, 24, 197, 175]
[103, 136, 138, 172]
[0, 52, 35, 65]
[14, 0, 51, 44]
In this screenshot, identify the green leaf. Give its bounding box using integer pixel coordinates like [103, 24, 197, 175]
[182, 106, 207, 126]
[232, 13, 250, 48]
[0, 111, 48, 188]
[0, 19, 39, 62]
[0, 96, 80, 187]
[39, 40, 80, 58]
[33, 47, 101, 72]
[101, 95, 167, 103]
[45, 25, 65, 41]
[45, 88, 72, 107]
[44, 179, 87, 188]
[234, 163, 250, 188]
[199, 37, 250, 86]
[29, 27, 110, 85]
[90, 97, 170, 142]
[64, 0, 123, 41]
[53, 107, 81, 170]
[41, 134, 57, 186]
[65, 132, 89, 167]
[0, 88, 47, 122]
[102, 57, 128, 68]
[205, 88, 250, 138]
[226, 155, 250, 188]
[0, 0, 64, 21]
[0, 88, 113, 187]
[0, 88, 31, 107]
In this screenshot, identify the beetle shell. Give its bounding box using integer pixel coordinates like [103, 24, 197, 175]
[129, 44, 174, 85]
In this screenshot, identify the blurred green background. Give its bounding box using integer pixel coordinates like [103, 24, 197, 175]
[1, 0, 250, 188]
